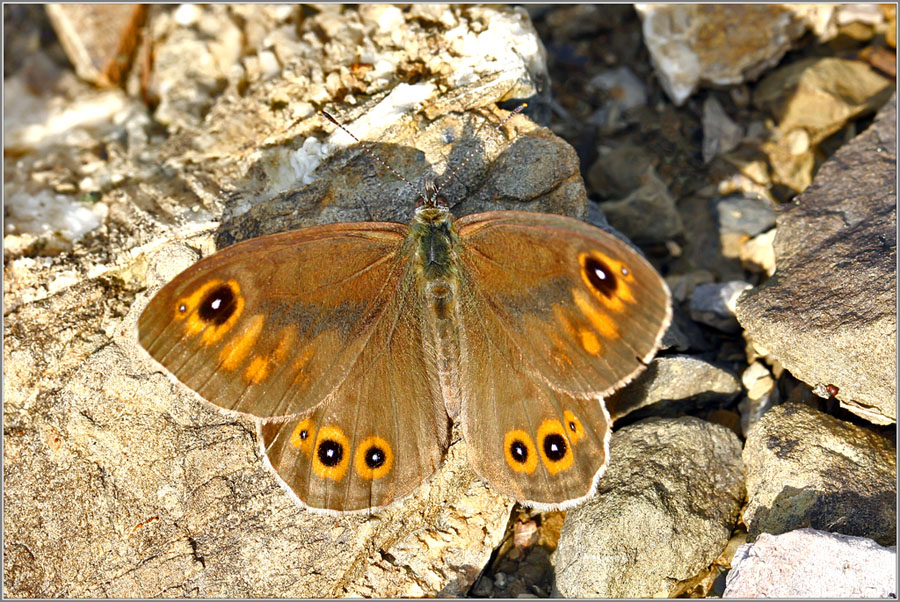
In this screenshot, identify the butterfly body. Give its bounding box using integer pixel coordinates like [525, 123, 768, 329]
[139, 199, 671, 513]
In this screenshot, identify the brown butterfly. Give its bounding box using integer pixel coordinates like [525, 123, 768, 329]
[138, 115, 671, 514]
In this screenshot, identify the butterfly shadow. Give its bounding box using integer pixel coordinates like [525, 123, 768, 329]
[214, 109, 583, 250]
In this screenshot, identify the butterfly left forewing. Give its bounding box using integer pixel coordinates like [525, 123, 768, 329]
[138, 223, 410, 420]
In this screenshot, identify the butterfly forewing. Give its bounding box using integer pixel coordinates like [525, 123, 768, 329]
[139, 223, 410, 419]
[456, 211, 671, 398]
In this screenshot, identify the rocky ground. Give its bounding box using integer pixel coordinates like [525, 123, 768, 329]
[3, 4, 896, 598]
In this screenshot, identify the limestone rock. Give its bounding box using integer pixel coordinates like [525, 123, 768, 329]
[724, 528, 897, 598]
[742, 403, 896, 547]
[635, 5, 811, 105]
[554, 417, 744, 597]
[736, 96, 897, 425]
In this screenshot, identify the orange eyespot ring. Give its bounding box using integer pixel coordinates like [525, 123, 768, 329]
[563, 410, 585, 444]
[537, 419, 573, 474]
[504, 430, 538, 474]
[289, 417, 316, 456]
[354, 436, 394, 480]
[311, 426, 350, 481]
[578, 251, 636, 307]
[177, 279, 245, 344]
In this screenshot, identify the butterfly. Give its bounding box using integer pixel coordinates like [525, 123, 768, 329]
[137, 112, 672, 514]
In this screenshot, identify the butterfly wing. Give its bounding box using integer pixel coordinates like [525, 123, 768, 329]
[139, 223, 449, 511]
[454, 210, 671, 507]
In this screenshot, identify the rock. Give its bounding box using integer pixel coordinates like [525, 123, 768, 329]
[473, 507, 565, 598]
[715, 195, 776, 237]
[4, 190, 108, 255]
[2, 5, 561, 598]
[689, 281, 752, 333]
[596, 166, 684, 245]
[742, 403, 896, 547]
[671, 195, 746, 283]
[554, 417, 745, 598]
[724, 528, 897, 598]
[587, 66, 648, 132]
[737, 362, 779, 437]
[605, 355, 741, 421]
[586, 144, 654, 199]
[657, 305, 711, 354]
[665, 270, 715, 304]
[736, 96, 897, 425]
[634, 5, 812, 105]
[753, 57, 893, 145]
[45, 4, 146, 87]
[216, 109, 587, 247]
[702, 96, 743, 163]
[588, 67, 647, 112]
[741, 362, 776, 402]
[884, 5, 897, 48]
[739, 229, 776, 277]
[2, 339, 513, 598]
[861, 44, 897, 78]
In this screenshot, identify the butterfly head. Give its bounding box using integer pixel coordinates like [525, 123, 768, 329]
[415, 175, 450, 217]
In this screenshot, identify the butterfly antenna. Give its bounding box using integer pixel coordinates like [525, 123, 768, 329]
[319, 110, 425, 200]
[431, 102, 528, 197]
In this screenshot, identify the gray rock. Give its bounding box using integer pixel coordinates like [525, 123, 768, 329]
[702, 96, 743, 163]
[554, 417, 744, 598]
[743, 403, 896, 547]
[587, 66, 648, 132]
[672, 195, 747, 283]
[715, 195, 776, 237]
[724, 528, 897, 598]
[217, 109, 587, 248]
[690, 281, 752, 333]
[658, 306, 711, 353]
[597, 166, 684, 245]
[736, 96, 896, 425]
[606, 355, 741, 422]
[586, 144, 654, 200]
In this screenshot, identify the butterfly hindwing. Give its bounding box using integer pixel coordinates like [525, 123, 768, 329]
[455, 278, 613, 508]
[258, 261, 449, 512]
